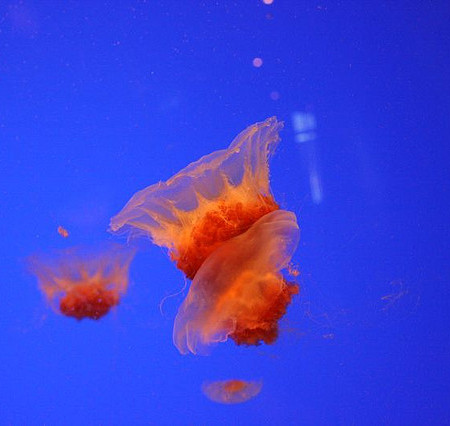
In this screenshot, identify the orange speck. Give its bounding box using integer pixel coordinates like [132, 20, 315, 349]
[57, 226, 69, 238]
[288, 263, 300, 277]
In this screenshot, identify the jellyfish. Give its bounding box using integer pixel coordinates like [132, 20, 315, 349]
[110, 117, 283, 279]
[173, 209, 300, 355]
[28, 243, 135, 320]
[202, 379, 262, 404]
[110, 116, 300, 353]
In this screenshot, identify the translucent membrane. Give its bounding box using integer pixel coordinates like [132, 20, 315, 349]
[202, 379, 263, 404]
[110, 117, 283, 278]
[173, 210, 300, 355]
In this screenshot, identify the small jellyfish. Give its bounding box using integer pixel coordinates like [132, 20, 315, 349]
[173, 210, 300, 355]
[28, 243, 135, 320]
[110, 117, 300, 354]
[110, 117, 282, 278]
[202, 379, 263, 404]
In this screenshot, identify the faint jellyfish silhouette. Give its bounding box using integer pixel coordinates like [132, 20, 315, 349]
[202, 379, 263, 404]
[28, 243, 135, 320]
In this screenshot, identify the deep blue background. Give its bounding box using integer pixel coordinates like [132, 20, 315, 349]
[1, 1, 449, 424]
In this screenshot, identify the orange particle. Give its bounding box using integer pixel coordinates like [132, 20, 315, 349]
[28, 243, 135, 320]
[202, 379, 262, 404]
[57, 226, 69, 238]
[287, 263, 300, 277]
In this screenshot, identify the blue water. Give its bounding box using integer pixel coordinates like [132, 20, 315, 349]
[1, 2, 449, 425]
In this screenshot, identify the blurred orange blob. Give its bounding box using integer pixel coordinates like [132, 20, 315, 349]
[59, 282, 119, 320]
[28, 244, 135, 320]
[173, 210, 299, 355]
[202, 379, 262, 404]
[57, 226, 69, 238]
[110, 117, 282, 279]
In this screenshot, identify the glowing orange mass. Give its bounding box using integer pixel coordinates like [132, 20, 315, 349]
[110, 117, 300, 353]
[202, 379, 263, 404]
[28, 244, 135, 320]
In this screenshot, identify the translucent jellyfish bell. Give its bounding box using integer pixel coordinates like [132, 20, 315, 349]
[202, 379, 263, 404]
[28, 244, 135, 320]
[109, 117, 283, 278]
[173, 209, 300, 355]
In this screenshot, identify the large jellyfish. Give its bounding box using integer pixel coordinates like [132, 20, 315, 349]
[173, 210, 299, 355]
[110, 117, 282, 279]
[110, 117, 300, 353]
[28, 243, 135, 320]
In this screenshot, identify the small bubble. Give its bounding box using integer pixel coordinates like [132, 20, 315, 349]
[252, 57, 263, 68]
